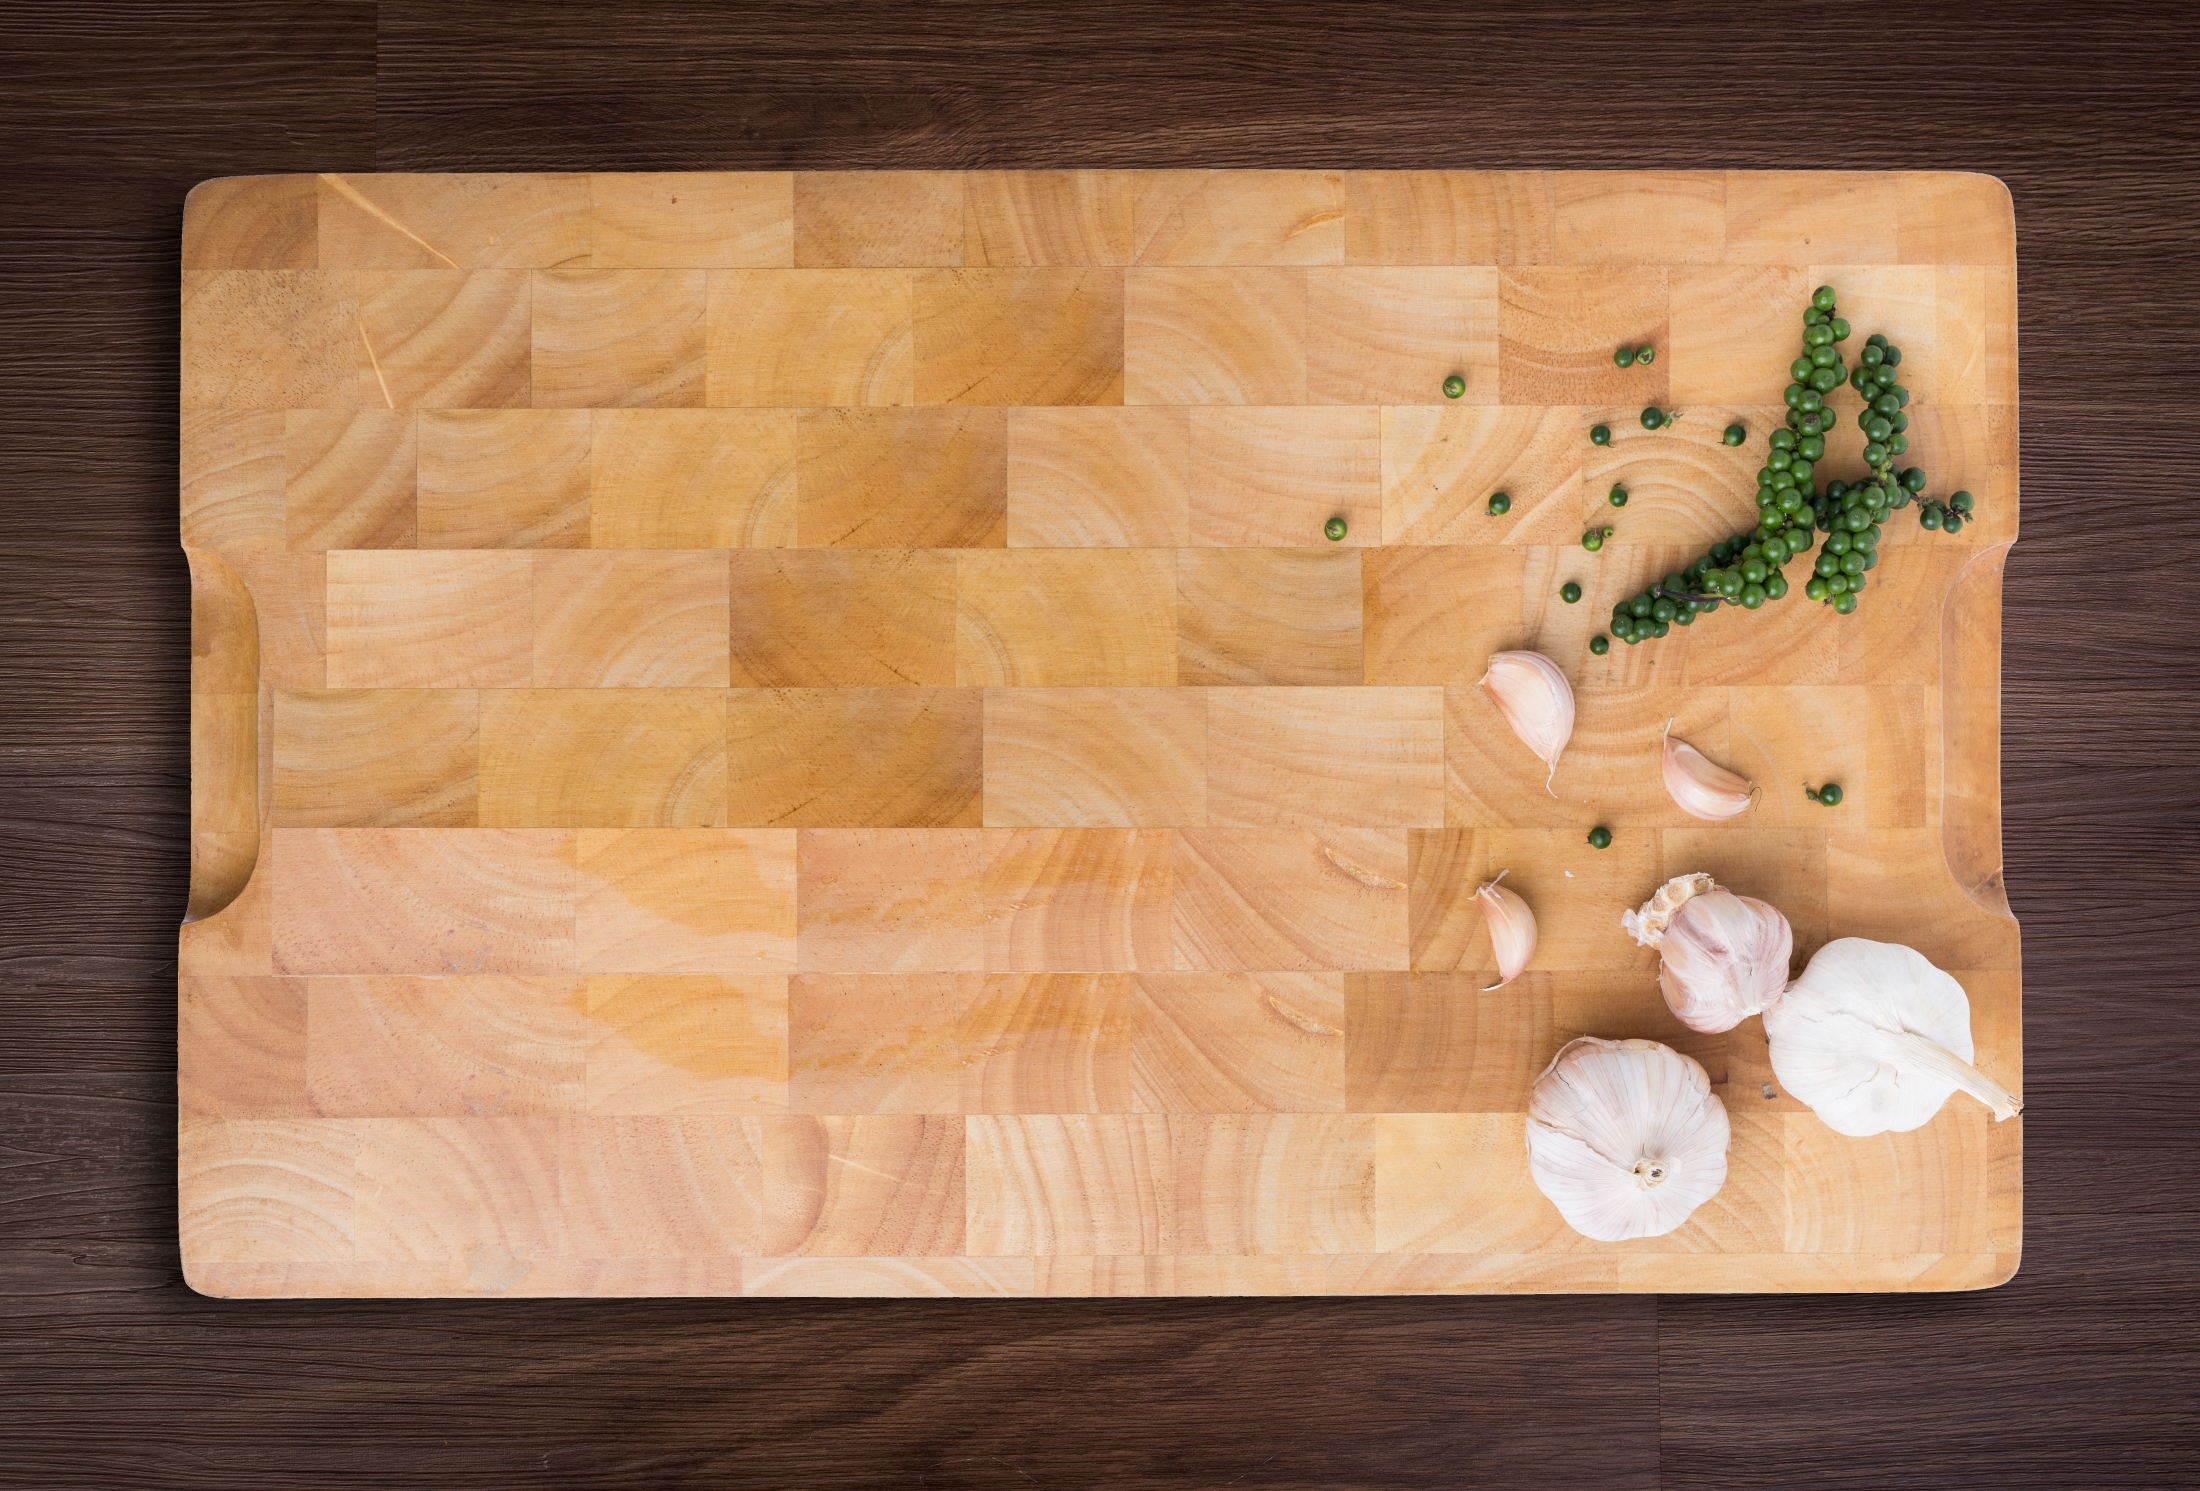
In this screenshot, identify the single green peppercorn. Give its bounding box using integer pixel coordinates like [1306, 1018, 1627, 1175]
[1608, 485, 1628, 507]
[1812, 285, 1837, 312]
[1723, 422, 1746, 446]
[1833, 592, 1858, 615]
[1587, 826, 1613, 850]
[1590, 635, 1609, 656]
[1582, 528, 1604, 552]
[1829, 317, 1850, 341]
[1635, 345, 1654, 365]
[1942, 512, 1963, 534]
[1614, 346, 1635, 368]
[1486, 491, 1511, 516]
[1951, 490, 1975, 513]
[1560, 582, 1582, 604]
[1806, 782, 1844, 806]
[1804, 576, 1829, 601]
[1590, 424, 1611, 446]
[1641, 406, 1663, 430]
[1442, 374, 1466, 399]
[1324, 516, 1348, 542]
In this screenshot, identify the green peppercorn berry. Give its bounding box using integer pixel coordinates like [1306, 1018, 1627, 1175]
[1590, 635, 1609, 656]
[1829, 317, 1850, 341]
[1636, 345, 1655, 365]
[1812, 285, 1837, 312]
[1614, 347, 1635, 368]
[1442, 374, 1466, 399]
[1888, 433, 1908, 455]
[1651, 619, 1670, 638]
[1861, 343, 1884, 366]
[1832, 594, 1858, 615]
[1942, 513, 1963, 535]
[1641, 406, 1663, 430]
[1324, 516, 1348, 542]
[1487, 491, 1511, 516]
[1765, 573, 1789, 600]
[1582, 529, 1604, 552]
[1723, 423, 1746, 446]
[1609, 484, 1629, 508]
[1826, 574, 1849, 596]
[1883, 345, 1903, 367]
[1814, 782, 1844, 807]
[1951, 490, 1975, 513]
[1587, 826, 1613, 850]
[1560, 582, 1582, 604]
[1790, 357, 1815, 383]
[1866, 333, 1887, 349]
[1804, 576, 1829, 602]
[1902, 467, 1928, 492]
[1590, 424, 1611, 446]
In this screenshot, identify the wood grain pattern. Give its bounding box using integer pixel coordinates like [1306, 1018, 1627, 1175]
[179, 167, 2022, 1302]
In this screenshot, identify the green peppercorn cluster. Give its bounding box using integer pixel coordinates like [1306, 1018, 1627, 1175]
[1606, 286, 1977, 647]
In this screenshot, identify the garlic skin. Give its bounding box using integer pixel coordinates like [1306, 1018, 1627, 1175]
[1475, 870, 1537, 990]
[1623, 873, 1792, 1033]
[1661, 723, 1753, 821]
[1764, 937, 2023, 1137]
[1481, 651, 1574, 794]
[1526, 1037, 1731, 1242]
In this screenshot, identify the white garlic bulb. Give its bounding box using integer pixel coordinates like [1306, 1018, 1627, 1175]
[1764, 937, 2023, 1137]
[1480, 651, 1574, 794]
[1474, 869, 1537, 990]
[1660, 723, 1753, 821]
[1526, 1037, 1731, 1242]
[1622, 872, 1793, 1033]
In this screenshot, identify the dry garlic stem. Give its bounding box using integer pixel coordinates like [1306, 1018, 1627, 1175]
[1764, 937, 2023, 1136]
[1661, 720, 1753, 821]
[1526, 1037, 1731, 1242]
[1481, 651, 1574, 794]
[1623, 873, 1793, 1034]
[1475, 869, 1537, 990]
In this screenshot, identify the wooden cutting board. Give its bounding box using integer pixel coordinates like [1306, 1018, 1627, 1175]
[178, 170, 2019, 1298]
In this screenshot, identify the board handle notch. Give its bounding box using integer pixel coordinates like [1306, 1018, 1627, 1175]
[186, 545, 260, 922]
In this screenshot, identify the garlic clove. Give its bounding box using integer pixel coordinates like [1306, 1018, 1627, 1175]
[1481, 651, 1575, 795]
[1763, 937, 2023, 1137]
[1474, 869, 1537, 991]
[1525, 1036, 1731, 1242]
[1661, 721, 1753, 821]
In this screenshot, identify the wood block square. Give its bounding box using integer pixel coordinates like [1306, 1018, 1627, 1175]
[1896, 172, 2016, 265]
[1187, 407, 1380, 547]
[1723, 686, 1871, 831]
[789, 974, 1008, 1115]
[556, 1116, 771, 1257]
[356, 270, 532, 408]
[589, 173, 793, 268]
[1667, 266, 1815, 406]
[1552, 171, 1725, 265]
[966, 1114, 1171, 1254]
[982, 688, 1208, 828]
[417, 410, 589, 549]
[317, 173, 591, 269]
[1344, 171, 1556, 267]
[1132, 171, 1346, 265]
[272, 689, 479, 827]
[1582, 408, 1772, 548]
[1006, 407, 1189, 547]
[1177, 548, 1363, 686]
[1207, 687, 1443, 830]
[1474, 830, 1662, 973]
[1498, 267, 1671, 405]
[706, 269, 913, 407]
[963, 171, 1133, 267]
[351, 1117, 568, 1264]
[797, 407, 1005, 548]
[1172, 827, 1409, 971]
[234, 547, 330, 689]
[183, 410, 286, 549]
[1783, 1110, 1990, 1254]
[796, 828, 988, 973]
[1723, 172, 1899, 265]
[180, 976, 309, 1120]
[955, 549, 1177, 686]
[531, 551, 729, 688]
[751, 1115, 968, 1256]
[1165, 1113, 1375, 1254]
[284, 411, 416, 551]
[479, 690, 727, 828]
[574, 830, 797, 974]
[325, 550, 532, 689]
[181, 271, 358, 410]
[1131, 972, 1347, 1113]
[728, 550, 957, 687]
[590, 409, 795, 549]
[531, 269, 706, 408]
[184, 175, 318, 270]
[1345, 969, 1548, 1112]
[306, 975, 588, 1117]
[179, 1119, 356, 1265]
[1308, 267, 1498, 405]
[1381, 405, 1588, 546]
[271, 828, 577, 976]
[981, 829, 1175, 972]
[725, 689, 982, 828]
[582, 975, 790, 1114]
[794, 171, 965, 267]
[1125, 268, 1306, 405]
[1809, 263, 1938, 402]
[1362, 547, 1525, 688]
[913, 269, 1124, 406]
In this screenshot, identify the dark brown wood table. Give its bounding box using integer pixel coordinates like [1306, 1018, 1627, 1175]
[4, 4, 2195, 1485]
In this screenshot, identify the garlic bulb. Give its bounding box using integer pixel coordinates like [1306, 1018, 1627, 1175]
[1475, 869, 1536, 990]
[1526, 1037, 1731, 1242]
[1622, 872, 1793, 1033]
[1661, 721, 1753, 821]
[1764, 937, 2023, 1137]
[1481, 651, 1574, 794]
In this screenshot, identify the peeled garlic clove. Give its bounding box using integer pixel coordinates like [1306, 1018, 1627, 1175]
[1764, 937, 2022, 1137]
[1661, 722, 1753, 821]
[1526, 1036, 1731, 1242]
[1475, 869, 1536, 990]
[1623, 873, 1793, 1033]
[1481, 651, 1574, 795]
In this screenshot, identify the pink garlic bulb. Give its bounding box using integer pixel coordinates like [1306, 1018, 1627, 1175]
[1622, 872, 1793, 1033]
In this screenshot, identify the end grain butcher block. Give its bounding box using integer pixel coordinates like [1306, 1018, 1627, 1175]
[178, 170, 2020, 1298]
